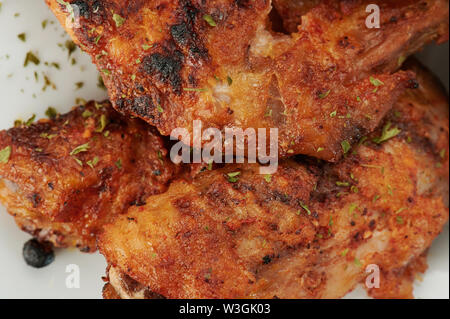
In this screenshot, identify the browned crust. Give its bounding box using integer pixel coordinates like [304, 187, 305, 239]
[46, 0, 449, 161]
[0, 101, 178, 251]
[99, 60, 449, 298]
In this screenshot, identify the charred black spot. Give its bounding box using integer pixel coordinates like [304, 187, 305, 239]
[408, 79, 420, 89]
[262, 255, 272, 264]
[170, 22, 208, 58]
[339, 36, 350, 48]
[169, 0, 208, 60]
[180, 0, 199, 23]
[132, 95, 153, 115]
[142, 52, 183, 93]
[153, 170, 162, 176]
[171, 23, 190, 46]
[31, 193, 42, 208]
[353, 231, 362, 242]
[116, 96, 156, 123]
[130, 198, 146, 207]
[80, 246, 91, 253]
[270, 190, 291, 204]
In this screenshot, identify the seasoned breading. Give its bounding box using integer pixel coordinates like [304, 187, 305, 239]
[0, 101, 178, 252]
[46, 0, 448, 161]
[100, 61, 449, 298]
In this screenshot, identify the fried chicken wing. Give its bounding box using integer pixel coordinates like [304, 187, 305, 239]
[46, 0, 448, 161]
[99, 61, 449, 299]
[0, 101, 178, 252]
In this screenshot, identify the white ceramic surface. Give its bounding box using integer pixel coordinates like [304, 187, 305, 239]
[0, 0, 448, 299]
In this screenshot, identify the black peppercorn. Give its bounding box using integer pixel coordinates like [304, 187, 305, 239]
[22, 239, 55, 268]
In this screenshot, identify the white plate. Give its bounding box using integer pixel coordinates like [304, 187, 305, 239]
[0, 0, 448, 299]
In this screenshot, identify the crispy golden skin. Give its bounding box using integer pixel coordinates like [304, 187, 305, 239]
[100, 61, 449, 298]
[46, 0, 448, 161]
[0, 101, 177, 252]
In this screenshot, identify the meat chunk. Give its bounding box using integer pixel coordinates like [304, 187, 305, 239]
[0, 101, 178, 252]
[46, 0, 448, 161]
[100, 61, 448, 298]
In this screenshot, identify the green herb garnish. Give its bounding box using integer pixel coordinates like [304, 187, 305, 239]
[203, 14, 217, 27]
[227, 171, 241, 183]
[97, 76, 106, 90]
[70, 143, 90, 156]
[113, 13, 125, 27]
[336, 181, 350, 187]
[349, 203, 358, 214]
[299, 201, 311, 215]
[115, 159, 123, 169]
[318, 90, 330, 99]
[25, 114, 36, 126]
[373, 122, 401, 144]
[24, 51, 40, 67]
[87, 156, 99, 169]
[341, 140, 351, 154]
[95, 114, 108, 133]
[45, 107, 58, 119]
[94, 34, 102, 45]
[40, 133, 57, 140]
[369, 76, 384, 87]
[65, 40, 77, 57]
[73, 157, 83, 167]
[18, 33, 26, 42]
[0, 146, 12, 164]
[82, 110, 92, 118]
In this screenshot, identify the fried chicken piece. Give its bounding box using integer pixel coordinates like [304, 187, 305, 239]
[0, 101, 177, 252]
[100, 61, 449, 298]
[46, 0, 448, 161]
